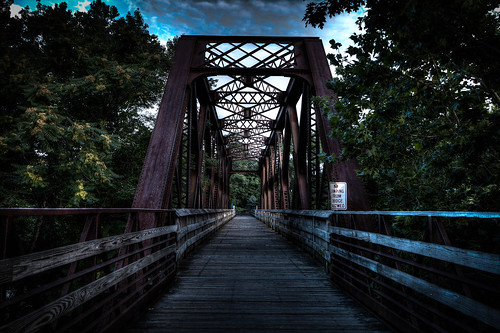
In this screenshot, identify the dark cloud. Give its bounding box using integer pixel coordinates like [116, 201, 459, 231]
[15, 0, 361, 54]
[134, 0, 320, 39]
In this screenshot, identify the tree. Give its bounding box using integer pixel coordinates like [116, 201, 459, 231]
[230, 173, 261, 212]
[0, 0, 176, 208]
[305, 0, 500, 211]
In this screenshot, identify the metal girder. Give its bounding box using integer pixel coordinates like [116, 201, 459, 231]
[130, 36, 370, 228]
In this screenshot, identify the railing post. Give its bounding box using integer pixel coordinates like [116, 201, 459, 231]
[61, 213, 102, 296]
[1, 215, 12, 260]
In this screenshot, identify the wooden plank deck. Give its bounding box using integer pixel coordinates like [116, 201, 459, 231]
[126, 216, 391, 332]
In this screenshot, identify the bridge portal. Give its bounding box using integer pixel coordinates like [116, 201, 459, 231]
[132, 36, 370, 229]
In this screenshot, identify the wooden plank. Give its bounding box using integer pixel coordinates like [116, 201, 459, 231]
[329, 226, 500, 274]
[0, 225, 177, 283]
[3, 244, 176, 333]
[126, 216, 390, 332]
[330, 245, 500, 329]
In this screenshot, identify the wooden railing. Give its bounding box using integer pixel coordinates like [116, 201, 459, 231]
[0, 208, 234, 333]
[255, 209, 500, 333]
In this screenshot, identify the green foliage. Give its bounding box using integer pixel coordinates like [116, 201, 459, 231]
[0, 0, 176, 207]
[4, 105, 118, 206]
[306, 0, 500, 211]
[230, 173, 260, 212]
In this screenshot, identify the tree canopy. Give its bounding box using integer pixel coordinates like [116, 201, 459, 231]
[230, 172, 260, 212]
[0, 0, 176, 207]
[305, 0, 500, 211]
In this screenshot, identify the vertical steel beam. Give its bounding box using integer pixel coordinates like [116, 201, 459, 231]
[300, 83, 312, 206]
[288, 103, 310, 210]
[276, 131, 285, 209]
[314, 129, 322, 209]
[221, 156, 229, 208]
[195, 106, 207, 208]
[282, 121, 291, 209]
[274, 143, 280, 209]
[269, 146, 278, 209]
[186, 84, 195, 207]
[260, 161, 266, 209]
[187, 83, 209, 208]
[264, 155, 271, 209]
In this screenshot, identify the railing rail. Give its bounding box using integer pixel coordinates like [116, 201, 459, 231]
[255, 209, 500, 333]
[0, 208, 235, 333]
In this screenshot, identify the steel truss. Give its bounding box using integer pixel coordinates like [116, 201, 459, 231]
[132, 36, 370, 229]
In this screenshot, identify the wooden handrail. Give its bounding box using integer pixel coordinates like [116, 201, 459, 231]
[255, 209, 500, 332]
[0, 225, 178, 283]
[0, 208, 173, 216]
[257, 209, 500, 219]
[0, 208, 235, 333]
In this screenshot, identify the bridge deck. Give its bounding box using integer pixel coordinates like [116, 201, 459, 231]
[127, 216, 390, 332]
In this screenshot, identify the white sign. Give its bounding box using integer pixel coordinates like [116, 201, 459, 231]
[330, 182, 347, 210]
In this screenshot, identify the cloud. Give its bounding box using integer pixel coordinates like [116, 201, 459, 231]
[135, 0, 319, 38]
[135, 0, 363, 60]
[76, 0, 91, 12]
[10, 4, 24, 17]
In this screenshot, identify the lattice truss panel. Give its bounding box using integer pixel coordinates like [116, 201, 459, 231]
[212, 74, 286, 170]
[203, 42, 297, 172]
[205, 42, 296, 69]
[306, 107, 329, 210]
[171, 113, 191, 208]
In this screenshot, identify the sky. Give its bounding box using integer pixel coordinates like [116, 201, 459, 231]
[10, 0, 364, 56]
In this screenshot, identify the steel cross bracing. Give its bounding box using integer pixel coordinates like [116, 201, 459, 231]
[131, 36, 371, 229]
